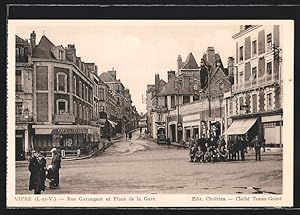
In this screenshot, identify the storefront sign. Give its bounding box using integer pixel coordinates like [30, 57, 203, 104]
[55, 113, 75, 124]
[52, 128, 88, 135]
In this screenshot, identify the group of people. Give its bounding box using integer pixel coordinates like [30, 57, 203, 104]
[28, 148, 61, 194]
[189, 136, 228, 163]
[188, 135, 264, 163]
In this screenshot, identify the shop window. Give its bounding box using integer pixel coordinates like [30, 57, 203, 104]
[56, 99, 68, 114]
[252, 40, 257, 56]
[57, 73, 67, 92]
[267, 62, 272, 75]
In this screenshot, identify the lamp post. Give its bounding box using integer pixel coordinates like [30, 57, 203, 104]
[174, 79, 182, 142]
[200, 59, 221, 137]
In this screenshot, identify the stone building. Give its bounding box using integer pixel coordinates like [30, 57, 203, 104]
[146, 48, 232, 142]
[15, 31, 101, 159]
[224, 25, 283, 147]
[15, 34, 34, 160]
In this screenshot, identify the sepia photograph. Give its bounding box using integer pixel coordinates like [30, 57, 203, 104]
[7, 20, 294, 207]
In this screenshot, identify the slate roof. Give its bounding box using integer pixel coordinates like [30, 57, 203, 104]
[181, 52, 199, 70]
[157, 76, 192, 96]
[32, 35, 56, 59]
[99, 72, 119, 83]
[16, 35, 29, 45]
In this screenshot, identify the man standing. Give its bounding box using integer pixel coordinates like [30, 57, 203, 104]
[28, 150, 42, 194]
[51, 148, 61, 188]
[252, 136, 262, 161]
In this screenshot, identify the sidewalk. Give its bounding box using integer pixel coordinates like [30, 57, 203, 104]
[16, 133, 124, 167]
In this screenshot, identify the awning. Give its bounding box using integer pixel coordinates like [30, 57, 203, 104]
[224, 118, 257, 135]
[33, 125, 100, 135]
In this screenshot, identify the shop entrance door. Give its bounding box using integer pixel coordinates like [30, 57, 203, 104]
[16, 136, 25, 161]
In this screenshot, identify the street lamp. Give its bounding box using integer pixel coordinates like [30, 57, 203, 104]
[174, 79, 182, 142]
[200, 58, 221, 137]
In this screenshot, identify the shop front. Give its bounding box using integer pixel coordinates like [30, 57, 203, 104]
[32, 125, 101, 155]
[15, 124, 32, 160]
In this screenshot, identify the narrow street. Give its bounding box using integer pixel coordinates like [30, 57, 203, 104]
[16, 130, 282, 195]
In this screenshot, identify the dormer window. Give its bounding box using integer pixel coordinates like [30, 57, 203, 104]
[57, 72, 67, 92]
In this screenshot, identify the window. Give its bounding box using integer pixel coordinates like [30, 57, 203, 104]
[74, 101, 77, 117]
[100, 106, 105, 112]
[86, 86, 88, 101]
[79, 104, 82, 119]
[117, 85, 120, 92]
[73, 76, 76, 94]
[99, 88, 104, 101]
[252, 94, 258, 113]
[79, 81, 82, 98]
[239, 46, 244, 61]
[239, 97, 244, 110]
[171, 96, 176, 108]
[229, 101, 233, 115]
[267, 93, 273, 111]
[252, 40, 257, 55]
[252, 67, 257, 79]
[83, 105, 85, 120]
[16, 102, 22, 115]
[82, 84, 85, 100]
[183, 96, 190, 104]
[16, 70, 23, 92]
[56, 99, 68, 114]
[267, 33, 272, 52]
[267, 62, 272, 75]
[57, 73, 67, 92]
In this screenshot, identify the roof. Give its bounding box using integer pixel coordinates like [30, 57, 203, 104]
[157, 76, 192, 96]
[99, 72, 119, 83]
[16, 35, 29, 45]
[181, 52, 199, 70]
[32, 35, 56, 59]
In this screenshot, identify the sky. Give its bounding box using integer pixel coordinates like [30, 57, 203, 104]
[14, 20, 240, 114]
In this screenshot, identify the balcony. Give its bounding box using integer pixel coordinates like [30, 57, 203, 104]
[16, 114, 33, 122]
[16, 85, 24, 92]
[232, 73, 280, 93]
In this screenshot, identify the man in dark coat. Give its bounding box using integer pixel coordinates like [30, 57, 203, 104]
[39, 152, 47, 191]
[51, 148, 61, 188]
[252, 136, 262, 161]
[28, 150, 42, 194]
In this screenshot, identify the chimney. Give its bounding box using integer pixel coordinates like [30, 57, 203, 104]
[177, 55, 183, 72]
[227, 57, 234, 75]
[167, 70, 176, 81]
[108, 68, 116, 79]
[155, 73, 160, 86]
[66, 44, 76, 63]
[30, 31, 36, 48]
[207, 47, 215, 66]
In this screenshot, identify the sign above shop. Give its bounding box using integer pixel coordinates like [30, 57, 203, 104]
[52, 128, 88, 135]
[55, 113, 75, 124]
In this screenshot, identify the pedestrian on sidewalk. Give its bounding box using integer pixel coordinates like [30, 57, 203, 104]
[28, 150, 43, 194]
[262, 136, 266, 152]
[50, 148, 61, 188]
[166, 137, 171, 149]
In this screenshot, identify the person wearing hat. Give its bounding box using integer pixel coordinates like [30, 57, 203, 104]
[51, 148, 61, 188]
[28, 150, 42, 194]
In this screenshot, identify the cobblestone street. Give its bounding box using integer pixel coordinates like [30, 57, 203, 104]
[16, 131, 282, 195]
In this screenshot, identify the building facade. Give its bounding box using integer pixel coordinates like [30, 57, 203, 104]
[224, 25, 283, 147]
[16, 32, 101, 159]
